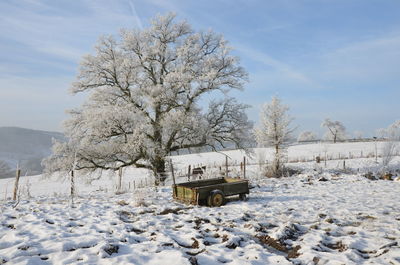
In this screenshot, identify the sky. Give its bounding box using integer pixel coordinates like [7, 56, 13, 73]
[0, 0, 399, 137]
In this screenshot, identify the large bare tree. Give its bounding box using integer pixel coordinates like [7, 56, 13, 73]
[43, 13, 251, 180]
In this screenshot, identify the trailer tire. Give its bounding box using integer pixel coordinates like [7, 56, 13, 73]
[207, 190, 224, 207]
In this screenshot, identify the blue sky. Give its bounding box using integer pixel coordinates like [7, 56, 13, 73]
[0, 0, 399, 137]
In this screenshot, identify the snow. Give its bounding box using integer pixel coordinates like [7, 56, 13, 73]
[0, 141, 399, 264]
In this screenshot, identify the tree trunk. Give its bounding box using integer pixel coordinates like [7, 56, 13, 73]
[152, 107, 167, 185]
[274, 144, 280, 175]
[153, 155, 166, 185]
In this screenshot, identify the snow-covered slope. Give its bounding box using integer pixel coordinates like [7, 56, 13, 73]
[1, 175, 399, 264]
[0, 141, 399, 264]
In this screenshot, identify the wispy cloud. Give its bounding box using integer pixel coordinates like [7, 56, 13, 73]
[127, 0, 143, 29]
[0, 0, 146, 76]
[235, 44, 323, 89]
[316, 33, 400, 83]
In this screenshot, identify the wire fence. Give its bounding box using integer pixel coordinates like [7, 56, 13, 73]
[1, 145, 399, 202]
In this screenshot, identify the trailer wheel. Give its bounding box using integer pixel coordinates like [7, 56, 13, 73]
[239, 194, 248, 201]
[207, 190, 224, 207]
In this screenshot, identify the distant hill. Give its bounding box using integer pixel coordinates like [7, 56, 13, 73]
[0, 127, 64, 178]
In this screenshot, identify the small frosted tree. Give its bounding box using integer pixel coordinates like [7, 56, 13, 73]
[255, 97, 294, 177]
[387, 120, 400, 140]
[43, 13, 252, 182]
[381, 120, 400, 168]
[376, 128, 387, 139]
[297, 131, 317, 142]
[321, 118, 346, 143]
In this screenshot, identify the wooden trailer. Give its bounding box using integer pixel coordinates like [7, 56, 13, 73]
[172, 177, 249, 207]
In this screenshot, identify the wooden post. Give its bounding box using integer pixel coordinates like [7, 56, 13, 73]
[225, 156, 228, 177]
[13, 167, 21, 201]
[71, 150, 77, 206]
[343, 160, 346, 170]
[118, 167, 122, 192]
[243, 156, 246, 179]
[70, 170, 75, 205]
[170, 159, 177, 197]
[187, 165, 191, 181]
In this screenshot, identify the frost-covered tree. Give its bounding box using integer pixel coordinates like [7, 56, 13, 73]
[381, 141, 397, 168]
[255, 97, 294, 176]
[43, 13, 252, 180]
[387, 120, 400, 140]
[321, 118, 346, 143]
[380, 120, 400, 168]
[297, 131, 317, 142]
[376, 128, 387, 139]
[375, 121, 400, 140]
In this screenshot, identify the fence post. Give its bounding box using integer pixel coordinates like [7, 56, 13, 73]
[118, 168, 123, 192]
[225, 156, 228, 177]
[187, 165, 191, 181]
[70, 170, 75, 205]
[170, 159, 177, 197]
[13, 167, 21, 201]
[343, 160, 346, 170]
[243, 156, 246, 179]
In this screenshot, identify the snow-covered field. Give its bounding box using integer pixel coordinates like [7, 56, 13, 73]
[1, 142, 400, 264]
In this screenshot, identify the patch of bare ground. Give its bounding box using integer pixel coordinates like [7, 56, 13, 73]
[117, 200, 129, 206]
[256, 235, 288, 252]
[193, 217, 210, 229]
[322, 241, 347, 252]
[117, 210, 135, 223]
[172, 237, 200, 249]
[102, 244, 119, 256]
[158, 207, 192, 215]
[254, 224, 305, 260]
[256, 234, 302, 259]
